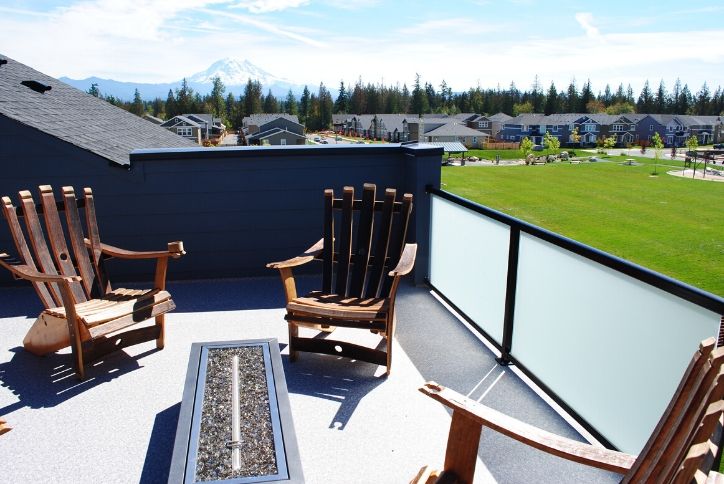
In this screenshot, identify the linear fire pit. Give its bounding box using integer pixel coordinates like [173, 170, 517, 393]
[169, 339, 303, 483]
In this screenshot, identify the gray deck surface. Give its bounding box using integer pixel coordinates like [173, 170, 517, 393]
[0, 277, 620, 483]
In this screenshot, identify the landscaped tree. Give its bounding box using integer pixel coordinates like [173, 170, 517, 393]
[651, 131, 664, 175]
[543, 131, 560, 160]
[513, 101, 534, 116]
[602, 135, 617, 154]
[520, 136, 534, 164]
[570, 126, 581, 146]
[685, 134, 698, 153]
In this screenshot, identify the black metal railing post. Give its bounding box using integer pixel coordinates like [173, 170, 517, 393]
[497, 228, 519, 366]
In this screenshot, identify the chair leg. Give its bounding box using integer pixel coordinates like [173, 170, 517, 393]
[155, 314, 165, 349]
[385, 313, 397, 376]
[288, 320, 298, 362]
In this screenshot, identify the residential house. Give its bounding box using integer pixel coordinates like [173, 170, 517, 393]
[676, 115, 720, 145]
[423, 122, 490, 148]
[335, 114, 410, 141]
[468, 112, 511, 140]
[0, 54, 197, 168]
[242, 114, 305, 146]
[161, 115, 203, 144]
[183, 113, 226, 140]
[499, 114, 548, 144]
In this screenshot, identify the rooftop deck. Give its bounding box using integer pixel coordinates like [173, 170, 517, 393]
[0, 277, 619, 483]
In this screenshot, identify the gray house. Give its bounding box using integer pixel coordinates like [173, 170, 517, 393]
[243, 115, 305, 146]
[161, 115, 203, 144]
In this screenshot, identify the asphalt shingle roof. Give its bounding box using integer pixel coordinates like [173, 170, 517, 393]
[426, 123, 490, 137]
[0, 54, 197, 166]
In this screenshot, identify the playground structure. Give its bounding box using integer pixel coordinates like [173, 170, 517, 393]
[685, 149, 724, 179]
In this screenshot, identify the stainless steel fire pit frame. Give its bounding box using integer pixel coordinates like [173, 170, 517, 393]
[169, 339, 304, 483]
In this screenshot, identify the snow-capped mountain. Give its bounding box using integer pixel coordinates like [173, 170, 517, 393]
[188, 58, 292, 87]
[60, 58, 306, 101]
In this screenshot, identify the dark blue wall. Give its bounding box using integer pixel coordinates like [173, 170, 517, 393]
[0, 116, 442, 286]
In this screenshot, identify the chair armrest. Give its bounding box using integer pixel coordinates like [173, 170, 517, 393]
[420, 382, 636, 475]
[267, 238, 324, 270]
[388, 243, 417, 277]
[0, 253, 81, 284]
[85, 239, 186, 260]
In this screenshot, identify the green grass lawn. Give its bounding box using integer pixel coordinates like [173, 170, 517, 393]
[442, 157, 724, 296]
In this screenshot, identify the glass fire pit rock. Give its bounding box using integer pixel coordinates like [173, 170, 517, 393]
[169, 339, 303, 483]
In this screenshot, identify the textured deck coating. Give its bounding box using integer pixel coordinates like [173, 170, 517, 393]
[0, 277, 619, 483]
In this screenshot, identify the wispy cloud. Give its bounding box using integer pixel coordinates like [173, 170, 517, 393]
[230, 0, 308, 13]
[397, 17, 499, 35]
[196, 7, 327, 47]
[0, 6, 57, 17]
[575, 12, 601, 39]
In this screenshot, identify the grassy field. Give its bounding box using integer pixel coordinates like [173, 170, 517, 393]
[442, 155, 723, 296]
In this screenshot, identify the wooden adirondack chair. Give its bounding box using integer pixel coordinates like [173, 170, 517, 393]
[267, 183, 416, 375]
[412, 337, 724, 484]
[0, 418, 10, 436]
[0, 186, 185, 380]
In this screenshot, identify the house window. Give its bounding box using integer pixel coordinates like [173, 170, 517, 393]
[473, 137, 477, 144]
[649, 125, 654, 131]
[478, 121, 489, 128]
[668, 125, 674, 132]
[612, 125, 623, 132]
[584, 124, 595, 132]
[631, 124, 635, 130]
[280, 139, 287, 145]
[569, 124, 574, 130]
[553, 126, 558, 132]
[176, 127, 192, 137]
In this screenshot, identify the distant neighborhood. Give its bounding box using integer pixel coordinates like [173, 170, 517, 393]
[4, 55, 723, 151]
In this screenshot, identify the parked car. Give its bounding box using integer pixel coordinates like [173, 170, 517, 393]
[313, 136, 321, 142]
[532, 145, 543, 151]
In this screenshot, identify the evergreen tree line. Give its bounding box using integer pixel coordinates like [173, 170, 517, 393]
[89, 74, 724, 130]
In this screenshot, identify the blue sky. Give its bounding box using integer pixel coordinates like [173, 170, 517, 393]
[1, 0, 722, 95]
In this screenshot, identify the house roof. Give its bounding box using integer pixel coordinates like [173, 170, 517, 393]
[160, 115, 202, 128]
[427, 141, 468, 153]
[426, 123, 491, 137]
[0, 54, 197, 166]
[246, 127, 306, 141]
[243, 113, 300, 127]
[488, 112, 512, 122]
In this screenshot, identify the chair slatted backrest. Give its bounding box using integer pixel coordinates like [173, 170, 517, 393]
[320, 184, 412, 299]
[1, 186, 108, 309]
[623, 337, 724, 483]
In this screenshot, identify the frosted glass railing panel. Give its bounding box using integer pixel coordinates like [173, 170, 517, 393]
[512, 233, 721, 454]
[429, 195, 510, 344]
